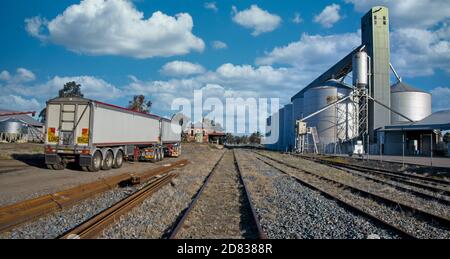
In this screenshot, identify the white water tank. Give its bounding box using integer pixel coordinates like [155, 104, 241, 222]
[390, 82, 432, 124]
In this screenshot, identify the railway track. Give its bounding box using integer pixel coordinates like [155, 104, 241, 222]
[60, 173, 177, 239]
[0, 160, 188, 233]
[294, 155, 450, 206]
[302, 155, 450, 187]
[169, 150, 266, 239]
[252, 151, 450, 239]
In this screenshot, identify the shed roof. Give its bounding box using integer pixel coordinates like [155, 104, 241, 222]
[0, 109, 43, 127]
[382, 110, 450, 131]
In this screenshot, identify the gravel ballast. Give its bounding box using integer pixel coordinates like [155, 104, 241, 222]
[235, 150, 401, 239]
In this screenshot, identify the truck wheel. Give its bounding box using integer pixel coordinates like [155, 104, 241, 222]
[52, 162, 66, 170]
[102, 151, 113, 170]
[49, 155, 66, 170]
[88, 151, 102, 172]
[113, 150, 124, 169]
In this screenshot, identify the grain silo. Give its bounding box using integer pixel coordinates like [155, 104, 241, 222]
[390, 82, 432, 124]
[302, 79, 354, 152]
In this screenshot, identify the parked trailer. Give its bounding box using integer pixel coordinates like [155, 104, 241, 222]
[44, 97, 182, 171]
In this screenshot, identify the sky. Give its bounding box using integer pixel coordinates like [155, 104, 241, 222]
[1, 0, 449, 134]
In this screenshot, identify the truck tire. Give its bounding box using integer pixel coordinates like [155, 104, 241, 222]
[88, 151, 102, 172]
[49, 155, 66, 170]
[113, 150, 124, 169]
[102, 151, 113, 170]
[150, 149, 158, 163]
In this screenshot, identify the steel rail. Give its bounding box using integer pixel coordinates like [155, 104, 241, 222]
[300, 154, 450, 187]
[233, 149, 267, 239]
[254, 152, 450, 231]
[169, 150, 267, 239]
[252, 154, 417, 239]
[296, 156, 450, 205]
[60, 173, 176, 239]
[169, 152, 226, 239]
[0, 159, 188, 233]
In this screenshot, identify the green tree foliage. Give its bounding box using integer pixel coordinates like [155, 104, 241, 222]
[39, 81, 84, 123]
[249, 131, 262, 144]
[225, 133, 234, 144]
[128, 95, 152, 113]
[59, 81, 84, 98]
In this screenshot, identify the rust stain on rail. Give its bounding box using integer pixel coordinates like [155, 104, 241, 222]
[0, 159, 189, 233]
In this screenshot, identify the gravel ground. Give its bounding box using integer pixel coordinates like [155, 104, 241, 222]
[235, 150, 400, 239]
[0, 186, 137, 239]
[175, 150, 258, 239]
[0, 158, 177, 207]
[259, 151, 450, 219]
[252, 151, 450, 239]
[99, 144, 225, 239]
[0, 144, 222, 239]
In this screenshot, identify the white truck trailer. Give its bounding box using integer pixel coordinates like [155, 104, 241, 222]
[44, 97, 181, 171]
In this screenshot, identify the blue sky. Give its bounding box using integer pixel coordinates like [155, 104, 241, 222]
[1, 0, 449, 133]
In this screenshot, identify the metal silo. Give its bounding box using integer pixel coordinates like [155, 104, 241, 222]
[277, 107, 285, 151]
[292, 96, 304, 121]
[0, 118, 28, 134]
[283, 104, 293, 152]
[390, 82, 431, 124]
[303, 80, 354, 153]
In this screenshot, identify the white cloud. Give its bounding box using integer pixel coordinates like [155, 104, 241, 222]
[160, 61, 206, 77]
[256, 32, 360, 74]
[391, 26, 450, 77]
[1, 69, 121, 109]
[0, 95, 41, 111]
[345, 0, 450, 29]
[232, 5, 282, 36]
[24, 16, 47, 41]
[314, 4, 342, 28]
[44, 76, 122, 100]
[212, 40, 228, 50]
[430, 87, 450, 111]
[204, 2, 218, 12]
[292, 12, 303, 24]
[25, 0, 204, 58]
[0, 71, 11, 81]
[0, 68, 36, 83]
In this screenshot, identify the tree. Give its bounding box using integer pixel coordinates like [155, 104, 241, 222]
[39, 81, 83, 123]
[249, 132, 262, 144]
[128, 95, 152, 113]
[59, 81, 83, 98]
[225, 133, 234, 144]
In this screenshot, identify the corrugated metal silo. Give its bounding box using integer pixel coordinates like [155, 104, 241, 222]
[0, 118, 28, 134]
[390, 82, 431, 125]
[303, 79, 353, 153]
[277, 107, 285, 151]
[283, 104, 293, 152]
